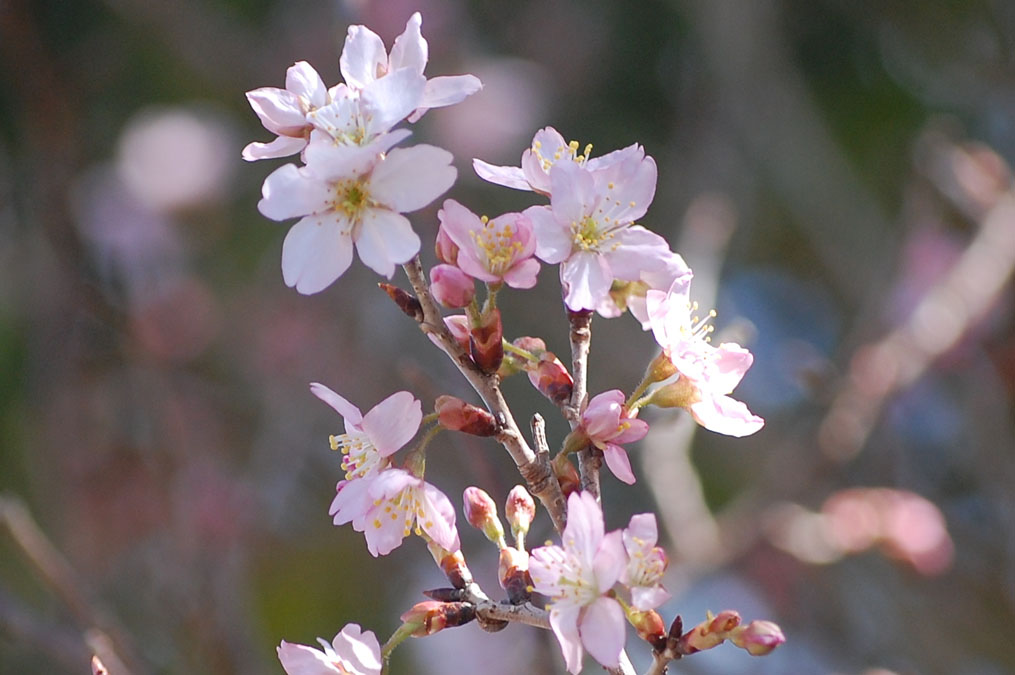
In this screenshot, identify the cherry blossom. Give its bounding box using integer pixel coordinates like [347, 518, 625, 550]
[309, 383, 422, 480]
[243, 61, 329, 161]
[529, 492, 628, 673]
[523, 156, 673, 311]
[277, 623, 382, 675]
[645, 277, 764, 437]
[340, 12, 481, 123]
[597, 248, 692, 328]
[579, 390, 649, 485]
[330, 467, 460, 557]
[257, 139, 456, 293]
[473, 126, 644, 196]
[620, 513, 670, 611]
[436, 199, 540, 288]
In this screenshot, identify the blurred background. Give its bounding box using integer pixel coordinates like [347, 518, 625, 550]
[2, 0, 1014, 673]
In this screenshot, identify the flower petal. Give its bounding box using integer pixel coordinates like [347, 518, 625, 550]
[419, 74, 483, 109]
[525, 205, 571, 264]
[331, 625, 382, 675]
[360, 391, 422, 456]
[473, 160, 531, 191]
[277, 640, 336, 675]
[340, 24, 387, 89]
[549, 605, 584, 674]
[592, 530, 628, 591]
[419, 481, 460, 552]
[561, 251, 612, 311]
[354, 209, 421, 278]
[361, 68, 426, 134]
[246, 87, 306, 135]
[258, 164, 331, 221]
[579, 597, 626, 669]
[309, 383, 363, 426]
[242, 135, 308, 162]
[690, 395, 764, 437]
[285, 61, 328, 109]
[280, 214, 354, 294]
[369, 145, 457, 213]
[563, 491, 605, 565]
[388, 12, 427, 74]
[602, 444, 636, 485]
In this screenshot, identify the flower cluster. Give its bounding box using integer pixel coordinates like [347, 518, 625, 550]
[244, 12, 780, 675]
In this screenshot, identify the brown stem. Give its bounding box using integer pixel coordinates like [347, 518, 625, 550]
[401, 258, 567, 533]
[563, 309, 601, 499]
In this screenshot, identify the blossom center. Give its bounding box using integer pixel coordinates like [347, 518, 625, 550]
[331, 179, 373, 223]
[470, 217, 524, 275]
[533, 138, 594, 172]
[330, 431, 383, 479]
[572, 215, 614, 252]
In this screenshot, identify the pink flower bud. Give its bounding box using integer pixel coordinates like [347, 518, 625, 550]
[435, 223, 459, 265]
[430, 264, 475, 308]
[435, 395, 498, 436]
[730, 620, 785, 656]
[470, 308, 504, 373]
[679, 610, 741, 654]
[463, 486, 506, 546]
[442, 315, 472, 352]
[529, 352, 574, 405]
[505, 485, 536, 544]
[629, 609, 667, 651]
[497, 546, 532, 604]
[400, 600, 476, 636]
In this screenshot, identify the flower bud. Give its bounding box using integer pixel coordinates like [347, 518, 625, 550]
[378, 282, 423, 322]
[441, 315, 471, 352]
[629, 609, 667, 651]
[730, 620, 785, 656]
[646, 376, 700, 410]
[427, 542, 473, 589]
[505, 485, 536, 546]
[470, 308, 503, 373]
[552, 454, 582, 498]
[435, 395, 498, 436]
[463, 487, 506, 546]
[435, 224, 459, 265]
[500, 336, 545, 377]
[91, 656, 108, 675]
[529, 352, 574, 405]
[498, 546, 532, 605]
[399, 600, 476, 636]
[679, 610, 741, 654]
[430, 264, 475, 308]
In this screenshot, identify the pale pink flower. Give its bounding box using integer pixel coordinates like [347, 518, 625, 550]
[429, 263, 475, 308]
[277, 623, 382, 675]
[523, 157, 672, 311]
[645, 278, 764, 437]
[340, 12, 481, 123]
[257, 139, 456, 293]
[473, 126, 643, 196]
[529, 492, 628, 673]
[436, 199, 540, 288]
[310, 383, 422, 479]
[243, 61, 329, 161]
[620, 513, 670, 611]
[579, 390, 649, 485]
[596, 249, 692, 328]
[330, 467, 460, 557]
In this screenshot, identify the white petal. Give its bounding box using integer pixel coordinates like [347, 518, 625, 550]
[332, 625, 382, 675]
[309, 382, 363, 426]
[604, 227, 672, 282]
[524, 205, 571, 263]
[419, 482, 460, 552]
[361, 391, 422, 456]
[369, 145, 456, 213]
[550, 161, 596, 225]
[246, 87, 306, 135]
[354, 208, 420, 277]
[579, 597, 626, 669]
[258, 164, 331, 221]
[285, 61, 328, 108]
[281, 214, 354, 294]
[388, 12, 427, 74]
[419, 74, 483, 109]
[472, 159, 531, 190]
[276, 640, 335, 675]
[549, 606, 584, 675]
[563, 491, 604, 565]
[340, 24, 387, 89]
[361, 68, 426, 134]
[561, 252, 612, 312]
[242, 135, 307, 162]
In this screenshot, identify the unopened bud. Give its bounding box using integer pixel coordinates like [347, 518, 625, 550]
[422, 587, 464, 602]
[730, 620, 785, 656]
[400, 600, 476, 636]
[435, 225, 459, 265]
[552, 454, 581, 498]
[505, 485, 536, 546]
[430, 264, 475, 308]
[379, 283, 423, 322]
[646, 376, 700, 410]
[427, 542, 473, 589]
[529, 352, 574, 405]
[463, 487, 506, 546]
[629, 609, 667, 651]
[498, 546, 532, 605]
[644, 350, 678, 384]
[91, 656, 108, 675]
[679, 610, 741, 654]
[470, 308, 504, 373]
[441, 315, 472, 352]
[435, 395, 498, 436]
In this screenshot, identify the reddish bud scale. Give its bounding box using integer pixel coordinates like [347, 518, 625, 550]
[379, 283, 423, 322]
[470, 309, 504, 373]
[531, 353, 574, 405]
[552, 454, 582, 498]
[400, 600, 476, 636]
[438, 549, 474, 589]
[435, 395, 498, 436]
[630, 609, 667, 651]
[498, 546, 532, 605]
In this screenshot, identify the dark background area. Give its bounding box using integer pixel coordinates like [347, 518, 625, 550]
[2, 0, 1014, 673]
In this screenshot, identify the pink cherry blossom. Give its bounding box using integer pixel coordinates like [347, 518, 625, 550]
[437, 199, 540, 289]
[596, 249, 692, 328]
[529, 492, 628, 673]
[620, 513, 670, 611]
[579, 390, 649, 485]
[277, 623, 382, 675]
[645, 277, 764, 437]
[306, 70, 425, 149]
[340, 12, 481, 123]
[473, 126, 644, 196]
[429, 263, 476, 308]
[257, 139, 456, 293]
[243, 61, 329, 161]
[330, 467, 460, 557]
[310, 383, 422, 479]
[523, 157, 673, 311]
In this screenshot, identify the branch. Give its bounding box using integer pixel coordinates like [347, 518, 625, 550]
[563, 309, 601, 499]
[401, 258, 567, 533]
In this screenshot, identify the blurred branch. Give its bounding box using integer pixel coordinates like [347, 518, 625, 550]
[0, 585, 91, 672]
[0, 494, 145, 675]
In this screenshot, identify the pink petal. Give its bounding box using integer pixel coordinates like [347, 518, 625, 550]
[524, 205, 571, 264]
[242, 135, 308, 162]
[503, 257, 540, 289]
[330, 478, 373, 526]
[593, 153, 656, 224]
[369, 145, 456, 213]
[592, 530, 628, 592]
[708, 343, 755, 393]
[246, 87, 307, 135]
[419, 481, 461, 552]
[689, 395, 764, 437]
[388, 12, 427, 74]
[561, 252, 612, 311]
[602, 444, 636, 485]
[563, 491, 605, 565]
[549, 605, 584, 674]
[436, 199, 483, 250]
[549, 161, 595, 225]
[361, 68, 426, 134]
[585, 142, 643, 172]
[354, 208, 421, 278]
[276, 640, 335, 675]
[331, 625, 382, 675]
[419, 74, 482, 110]
[360, 391, 422, 456]
[472, 160, 531, 190]
[309, 383, 363, 426]
[258, 164, 331, 221]
[624, 513, 659, 550]
[604, 227, 673, 282]
[281, 215, 355, 294]
[340, 24, 387, 89]
[285, 61, 328, 109]
[631, 586, 671, 612]
[578, 597, 626, 669]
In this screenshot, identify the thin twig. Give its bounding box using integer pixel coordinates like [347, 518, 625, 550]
[564, 310, 601, 499]
[402, 258, 568, 533]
